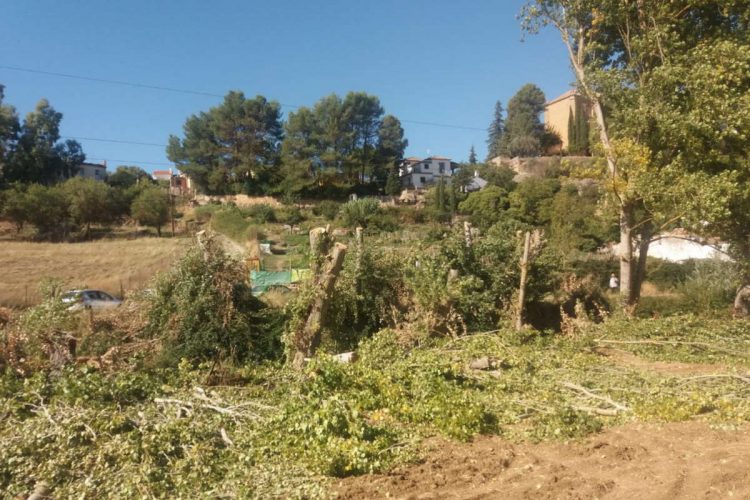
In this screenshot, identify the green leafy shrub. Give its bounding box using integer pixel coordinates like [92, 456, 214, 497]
[242, 203, 277, 223]
[144, 238, 281, 365]
[646, 258, 696, 290]
[676, 259, 739, 313]
[312, 200, 341, 220]
[339, 198, 381, 228]
[192, 203, 221, 223]
[276, 206, 304, 225]
[210, 206, 251, 242]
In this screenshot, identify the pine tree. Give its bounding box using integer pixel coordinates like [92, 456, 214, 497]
[469, 145, 477, 164]
[486, 101, 505, 160]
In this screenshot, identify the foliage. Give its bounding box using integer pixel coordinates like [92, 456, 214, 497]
[281, 93, 406, 192]
[384, 168, 401, 196]
[243, 203, 277, 224]
[143, 239, 281, 365]
[106, 165, 153, 189]
[209, 206, 252, 242]
[312, 200, 341, 220]
[167, 92, 283, 194]
[24, 184, 70, 239]
[131, 187, 169, 236]
[567, 99, 589, 155]
[458, 185, 510, 229]
[508, 177, 560, 226]
[1, 96, 85, 185]
[486, 100, 505, 160]
[276, 206, 304, 225]
[3, 313, 750, 496]
[498, 84, 547, 157]
[676, 259, 740, 314]
[339, 198, 382, 228]
[62, 177, 115, 233]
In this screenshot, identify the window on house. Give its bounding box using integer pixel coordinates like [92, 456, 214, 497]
[423, 163, 429, 169]
[439, 162, 445, 169]
[420, 176, 427, 184]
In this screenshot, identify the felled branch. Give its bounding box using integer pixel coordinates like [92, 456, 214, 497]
[561, 381, 629, 414]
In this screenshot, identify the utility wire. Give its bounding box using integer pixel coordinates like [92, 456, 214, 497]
[1, 64, 486, 131]
[62, 135, 168, 148]
[86, 156, 173, 167]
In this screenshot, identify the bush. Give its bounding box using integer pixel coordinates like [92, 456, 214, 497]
[144, 238, 282, 364]
[192, 203, 221, 223]
[276, 206, 304, 225]
[242, 203, 277, 223]
[312, 200, 341, 220]
[646, 258, 696, 290]
[210, 207, 251, 242]
[339, 198, 381, 228]
[676, 259, 738, 314]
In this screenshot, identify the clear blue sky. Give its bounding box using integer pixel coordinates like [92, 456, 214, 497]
[0, 0, 573, 172]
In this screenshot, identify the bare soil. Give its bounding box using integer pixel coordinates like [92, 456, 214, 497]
[336, 421, 750, 499]
[593, 346, 730, 377]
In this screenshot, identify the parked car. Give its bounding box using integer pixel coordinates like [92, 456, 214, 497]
[61, 289, 122, 311]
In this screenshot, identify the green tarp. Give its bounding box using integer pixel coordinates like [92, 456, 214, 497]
[250, 269, 312, 295]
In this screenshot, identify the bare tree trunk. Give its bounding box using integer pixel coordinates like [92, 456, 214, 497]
[631, 222, 653, 306]
[291, 242, 348, 369]
[558, 27, 642, 309]
[516, 231, 532, 331]
[619, 206, 634, 306]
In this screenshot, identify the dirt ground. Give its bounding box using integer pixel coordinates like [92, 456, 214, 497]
[336, 420, 749, 499]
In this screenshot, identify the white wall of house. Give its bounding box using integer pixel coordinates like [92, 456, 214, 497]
[77, 163, 107, 181]
[400, 157, 453, 189]
[648, 237, 731, 262]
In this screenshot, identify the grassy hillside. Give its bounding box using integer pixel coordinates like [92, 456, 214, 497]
[0, 238, 188, 307]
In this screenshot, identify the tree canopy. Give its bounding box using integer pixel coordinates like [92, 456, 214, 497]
[167, 91, 283, 195]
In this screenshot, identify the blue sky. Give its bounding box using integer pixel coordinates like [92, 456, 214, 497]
[0, 0, 573, 172]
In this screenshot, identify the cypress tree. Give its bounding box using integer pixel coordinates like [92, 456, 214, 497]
[567, 106, 577, 154]
[576, 100, 589, 155]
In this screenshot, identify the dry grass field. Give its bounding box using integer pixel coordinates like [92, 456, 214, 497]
[0, 237, 189, 307]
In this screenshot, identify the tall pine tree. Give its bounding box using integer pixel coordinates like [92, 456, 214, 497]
[468, 145, 477, 164]
[486, 101, 505, 160]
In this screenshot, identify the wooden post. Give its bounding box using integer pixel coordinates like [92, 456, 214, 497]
[292, 242, 348, 369]
[464, 221, 473, 247]
[516, 231, 532, 331]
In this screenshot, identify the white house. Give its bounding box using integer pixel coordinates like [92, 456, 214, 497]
[399, 156, 456, 189]
[77, 162, 107, 181]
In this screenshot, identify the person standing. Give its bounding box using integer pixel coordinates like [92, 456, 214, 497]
[609, 273, 619, 291]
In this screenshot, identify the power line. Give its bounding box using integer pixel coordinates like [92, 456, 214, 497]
[1, 64, 486, 131]
[86, 156, 173, 167]
[62, 135, 167, 148]
[1, 65, 224, 99]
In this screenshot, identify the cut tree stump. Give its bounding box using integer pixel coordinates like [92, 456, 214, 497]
[291, 241, 347, 369]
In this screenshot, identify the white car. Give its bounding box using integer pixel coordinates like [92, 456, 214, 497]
[61, 289, 122, 311]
